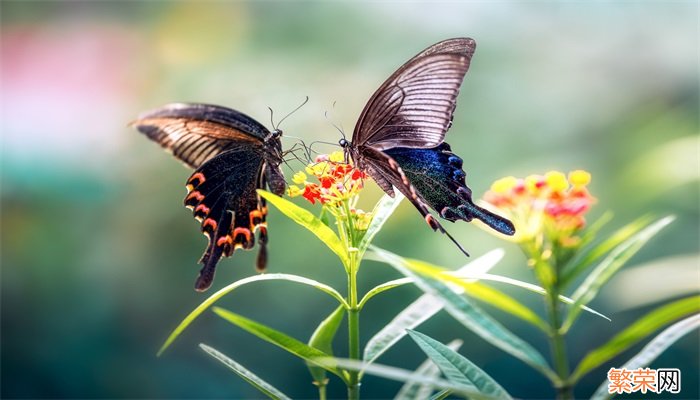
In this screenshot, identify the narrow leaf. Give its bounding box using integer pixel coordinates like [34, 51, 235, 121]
[430, 389, 452, 400]
[564, 216, 674, 330]
[571, 295, 700, 382]
[158, 273, 347, 356]
[363, 250, 505, 366]
[562, 215, 653, 286]
[332, 358, 495, 400]
[213, 307, 347, 381]
[395, 339, 463, 400]
[359, 192, 404, 254]
[459, 273, 609, 321]
[358, 278, 413, 309]
[576, 211, 614, 250]
[399, 257, 548, 331]
[371, 246, 556, 381]
[407, 330, 512, 400]
[257, 189, 349, 266]
[590, 314, 700, 400]
[199, 344, 292, 400]
[307, 305, 345, 385]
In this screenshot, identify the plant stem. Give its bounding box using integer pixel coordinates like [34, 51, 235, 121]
[347, 256, 361, 400]
[545, 267, 573, 400]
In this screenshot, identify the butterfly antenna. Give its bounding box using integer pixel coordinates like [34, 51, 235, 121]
[277, 96, 309, 129]
[268, 106, 277, 131]
[324, 107, 347, 142]
[307, 140, 341, 156]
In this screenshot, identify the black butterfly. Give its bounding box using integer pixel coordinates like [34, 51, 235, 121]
[339, 38, 515, 253]
[132, 104, 285, 291]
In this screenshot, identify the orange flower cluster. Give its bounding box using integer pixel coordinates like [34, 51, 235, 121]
[288, 152, 366, 206]
[482, 170, 595, 246]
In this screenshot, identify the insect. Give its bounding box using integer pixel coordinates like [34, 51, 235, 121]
[132, 103, 286, 291]
[339, 38, 515, 254]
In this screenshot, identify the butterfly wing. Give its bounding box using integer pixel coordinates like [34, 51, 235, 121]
[132, 103, 270, 169]
[353, 38, 476, 150]
[354, 145, 471, 255]
[384, 144, 515, 236]
[349, 38, 514, 252]
[133, 103, 284, 291]
[184, 145, 271, 291]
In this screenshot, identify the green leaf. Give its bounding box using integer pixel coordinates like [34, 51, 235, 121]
[307, 305, 345, 386]
[363, 250, 505, 367]
[158, 273, 347, 356]
[331, 358, 496, 400]
[378, 251, 549, 332]
[562, 215, 654, 287]
[199, 344, 292, 400]
[589, 314, 700, 400]
[429, 389, 452, 400]
[571, 295, 700, 383]
[394, 339, 463, 400]
[257, 189, 349, 267]
[563, 216, 674, 331]
[358, 192, 404, 255]
[358, 278, 413, 309]
[407, 330, 512, 399]
[371, 246, 556, 381]
[458, 273, 609, 321]
[213, 307, 348, 382]
[576, 211, 613, 250]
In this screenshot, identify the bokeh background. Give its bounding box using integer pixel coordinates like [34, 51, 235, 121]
[1, 1, 698, 399]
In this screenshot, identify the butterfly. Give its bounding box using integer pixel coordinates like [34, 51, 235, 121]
[132, 103, 286, 291]
[339, 38, 515, 254]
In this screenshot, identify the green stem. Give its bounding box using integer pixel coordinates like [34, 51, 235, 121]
[317, 383, 327, 400]
[544, 262, 573, 400]
[347, 254, 360, 400]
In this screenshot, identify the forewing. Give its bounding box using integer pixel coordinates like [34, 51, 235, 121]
[353, 38, 476, 150]
[132, 103, 269, 169]
[183, 145, 270, 291]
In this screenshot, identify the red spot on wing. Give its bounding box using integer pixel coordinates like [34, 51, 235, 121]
[202, 218, 217, 232]
[425, 214, 440, 230]
[185, 191, 205, 207]
[233, 227, 253, 249]
[194, 204, 210, 218]
[249, 210, 263, 228]
[188, 172, 206, 186]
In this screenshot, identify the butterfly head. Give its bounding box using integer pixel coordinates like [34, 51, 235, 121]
[338, 138, 350, 148]
[271, 129, 282, 139]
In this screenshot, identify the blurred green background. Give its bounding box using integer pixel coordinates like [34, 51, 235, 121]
[1, 1, 698, 399]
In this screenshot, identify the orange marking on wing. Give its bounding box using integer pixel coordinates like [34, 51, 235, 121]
[249, 210, 263, 228]
[186, 191, 205, 203]
[202, 218, 217, 231]
[195, 204, 210, 216]
[217, 235, 233, 247]
[233, 227, 252, 244]
[425, 214, 439, 230]
[188, 172, 206, 186]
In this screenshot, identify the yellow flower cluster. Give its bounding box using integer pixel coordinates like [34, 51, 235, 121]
[483, 170, 595, 246]
[287, 151, 365, 206]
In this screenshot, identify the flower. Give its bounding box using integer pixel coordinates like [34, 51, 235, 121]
[482, 170, 596, 247]
[288, 151, 366, 207]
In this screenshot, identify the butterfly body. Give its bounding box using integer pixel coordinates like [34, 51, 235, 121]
[133, 103, 284, 291]
[341, 38, 515, 252]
